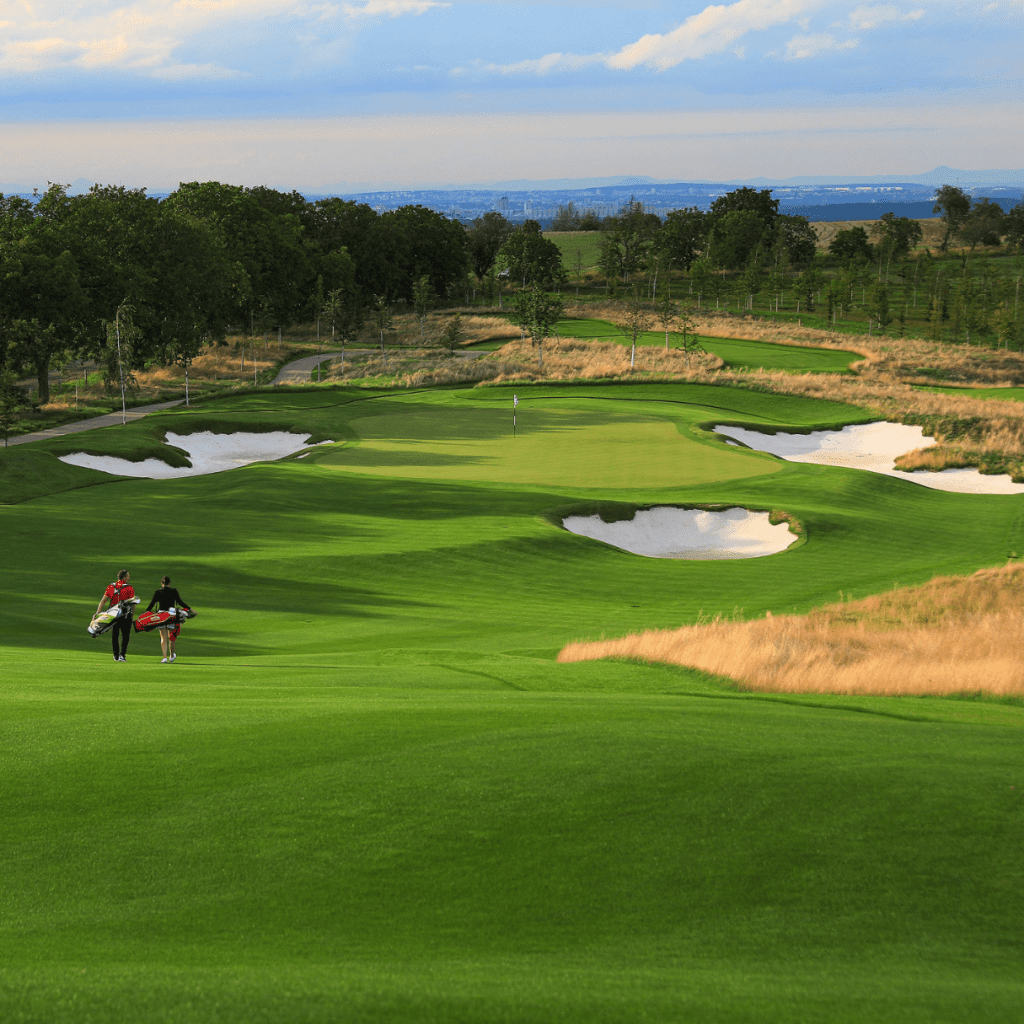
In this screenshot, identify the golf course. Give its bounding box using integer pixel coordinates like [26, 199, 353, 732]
[2, 374, 1023, 1022]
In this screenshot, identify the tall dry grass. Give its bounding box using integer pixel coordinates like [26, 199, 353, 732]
[559, 563, 1024, 697]
[488, 337, 724, 383]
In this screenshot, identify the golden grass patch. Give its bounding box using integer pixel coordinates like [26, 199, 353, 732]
[558, 563, 1024, 697]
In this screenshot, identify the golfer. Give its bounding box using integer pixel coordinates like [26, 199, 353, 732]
[96, 569, 135, 662]
[146, 575, 190, 663]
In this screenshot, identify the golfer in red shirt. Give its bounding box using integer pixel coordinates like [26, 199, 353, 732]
[96, 569, 135, 661]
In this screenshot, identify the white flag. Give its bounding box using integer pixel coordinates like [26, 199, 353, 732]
[513, 394, 519, 408]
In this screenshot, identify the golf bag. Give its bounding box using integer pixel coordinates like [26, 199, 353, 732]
[133, 605, 196, 634]
[88, 598, 140, 637]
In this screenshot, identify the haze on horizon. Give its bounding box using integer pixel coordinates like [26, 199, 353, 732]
[1, 0, 1021, 192]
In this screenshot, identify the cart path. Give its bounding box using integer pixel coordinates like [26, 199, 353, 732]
[8, 348, 484, 446]
[6, 399, 187, 447]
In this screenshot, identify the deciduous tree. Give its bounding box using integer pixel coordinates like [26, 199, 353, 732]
[933, 185, 972, 252]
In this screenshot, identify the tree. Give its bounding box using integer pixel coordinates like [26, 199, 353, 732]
[578, 209, 602, 231]
[103, 302, 142, 424]
[513, 286, 564, 369]
[302, 197, 389, 299]
[495, 222, 566, 290]
[371, 296, 393, 367]
[325, 285, 364, 377]
[796, 264, 819, 312]
[655, 296, 678, 349]
[775, 214, 818, 266]
[621, 288, 654, 368]
[659, 207, 708, 271]
[310, 274, 325, 358]
[690, 258, 713, 307]
[829, 226, 874, 262]
[412, 274, 434, 340]
[382, 204, 470, 302]
[440, 312, 465, 356]
[710, 187, 779, 231]
[742, 252, 765, 309]
[676, 307, 701, 369]
[991, 302, 1020, 350]
[0, 362, 28, 445]
[550, 202, 582, 231]
[958, 198, 1006, 250]
[707, 209, 766, 270]
[933, 185, 972, 252]
[871, 212, 923, 264]
[165, 181, 312, 325]
[1005, 198, 1024, 252]
[0, 185, 91, 402]
[466, 211, 514, 279]
[600, 200, 662, 283]
[870, 282, 893, 334]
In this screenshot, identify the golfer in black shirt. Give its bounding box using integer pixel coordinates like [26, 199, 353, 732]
[146, 575, 190, 663]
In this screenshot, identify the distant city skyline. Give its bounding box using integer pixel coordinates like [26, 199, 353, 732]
[1, 2, 1020, 189]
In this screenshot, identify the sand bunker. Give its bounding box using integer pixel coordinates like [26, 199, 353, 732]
[563, 507, 796, 560]
[59, 431, 325, 479]
[715, 422, 1024, 495]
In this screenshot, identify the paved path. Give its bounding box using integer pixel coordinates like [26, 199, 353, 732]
[8, 348, 487, 446]
[6, 399, 186, 447]
[272, 351, 372, 385]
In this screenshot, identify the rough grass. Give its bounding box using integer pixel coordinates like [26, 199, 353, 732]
[559, 563, 1024, 698]
[487, 337, 724, 383]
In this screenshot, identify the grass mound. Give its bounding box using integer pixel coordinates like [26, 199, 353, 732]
[560, 563, 1024, 697]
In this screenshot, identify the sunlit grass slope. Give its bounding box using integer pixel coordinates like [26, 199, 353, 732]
[2, 381, 1023, 1023]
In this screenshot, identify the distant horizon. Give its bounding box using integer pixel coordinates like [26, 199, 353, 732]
[4, 166, 1023, 199]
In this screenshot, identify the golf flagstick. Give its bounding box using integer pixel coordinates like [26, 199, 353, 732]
[513, 393, 518, 437]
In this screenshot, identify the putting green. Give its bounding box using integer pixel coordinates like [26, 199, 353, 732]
[3, 380, 1023, 1023]
[321, 402, 778, 487]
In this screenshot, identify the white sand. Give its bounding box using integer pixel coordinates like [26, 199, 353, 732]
[563, 507, 796, 560]
[59, 431, 326, 479]
[715, 422, 1024, 495]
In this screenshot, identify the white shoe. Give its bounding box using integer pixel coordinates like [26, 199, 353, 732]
[169, 653, 177, 662]
[161, 657, 168, 663]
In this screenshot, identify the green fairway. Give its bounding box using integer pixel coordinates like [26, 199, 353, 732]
[2, 381, 1023, 1022]
[917, 385, 1024, 402]
[554, 317, 858, 372]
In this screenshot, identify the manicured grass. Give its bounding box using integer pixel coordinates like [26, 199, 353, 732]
[555, 318, 858, 372]
[917, 385, 1024, 402]
[2, 380, 1023, 1022]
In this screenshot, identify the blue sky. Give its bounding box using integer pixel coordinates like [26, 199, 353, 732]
[1, 0, 1021, 189]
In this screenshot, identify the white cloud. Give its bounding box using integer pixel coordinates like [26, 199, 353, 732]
[785, 31, 858, 57]
[608, 0, 825, 71]
[0, 0, 447, 78]
[848, 4, 925, 29]
[458, 0, 827, 77]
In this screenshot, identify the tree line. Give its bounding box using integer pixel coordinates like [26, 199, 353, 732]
[4, 180, 1022, 408]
